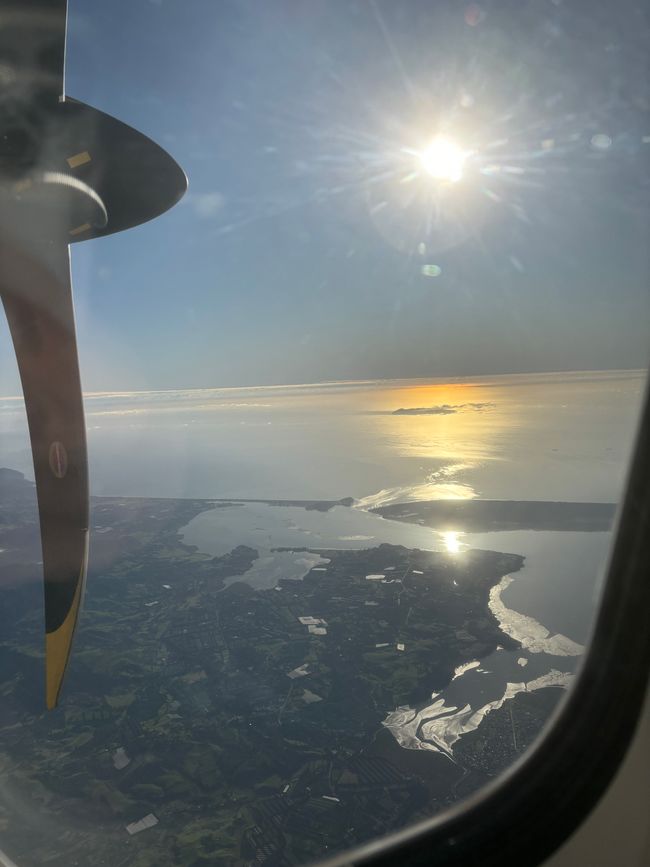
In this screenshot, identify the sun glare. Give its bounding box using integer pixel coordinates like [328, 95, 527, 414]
[418, 136, 468, 182]
[442, 530, 463, 555]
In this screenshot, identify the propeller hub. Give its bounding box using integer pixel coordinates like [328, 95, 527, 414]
[1, 169, 108, 241]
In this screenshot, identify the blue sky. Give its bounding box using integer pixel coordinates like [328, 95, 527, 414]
[2, 0, 649, 392]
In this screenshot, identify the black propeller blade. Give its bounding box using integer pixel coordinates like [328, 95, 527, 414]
[0, 0, 187, 707]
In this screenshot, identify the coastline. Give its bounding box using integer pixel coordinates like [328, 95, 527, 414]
[371, 499, 616, 533]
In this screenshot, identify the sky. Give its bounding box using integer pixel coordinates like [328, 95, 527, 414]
[1, 0, 649, 392]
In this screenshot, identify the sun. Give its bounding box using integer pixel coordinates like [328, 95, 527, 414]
[418, 136, 468, 183]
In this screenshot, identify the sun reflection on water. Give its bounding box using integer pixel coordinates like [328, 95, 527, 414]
[441, 530, 464, 555]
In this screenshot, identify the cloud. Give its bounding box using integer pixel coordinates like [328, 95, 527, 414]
[392, 402, 494, 416]
[185, 191, 225, 219]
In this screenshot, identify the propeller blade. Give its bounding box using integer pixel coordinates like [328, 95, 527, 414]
[1, 238, 88, 709]
[0, 1, 67, 104]
[1, 0, 186, 708]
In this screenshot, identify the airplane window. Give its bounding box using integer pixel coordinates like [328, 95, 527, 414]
[0, 1, 648, 866]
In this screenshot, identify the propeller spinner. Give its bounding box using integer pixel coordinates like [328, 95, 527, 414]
[0, 0, 187, 708]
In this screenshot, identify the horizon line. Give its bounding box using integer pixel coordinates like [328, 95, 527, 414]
[0, 366, 646, 403]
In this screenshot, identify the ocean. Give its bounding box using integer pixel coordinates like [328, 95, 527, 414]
[2, 369, 644, 503]
[1, 368, 646, 756]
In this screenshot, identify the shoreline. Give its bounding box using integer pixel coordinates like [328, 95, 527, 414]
[371, 499, 616, 532]
[89, 491, 617, 532]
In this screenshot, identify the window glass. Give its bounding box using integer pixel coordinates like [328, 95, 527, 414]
[0, 2, 648, 865]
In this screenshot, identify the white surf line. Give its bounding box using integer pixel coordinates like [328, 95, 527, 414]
[383, 670, 573, 758]
[489, 575, 584, 656]
[452, 660, 481, 680]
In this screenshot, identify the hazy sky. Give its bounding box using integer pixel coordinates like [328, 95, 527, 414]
[1, 0, 649, 392]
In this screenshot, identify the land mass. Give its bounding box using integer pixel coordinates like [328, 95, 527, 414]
[392, 402, 493, 415]
[372, 499, 616, 532]
[0, 471, 567, 866]
[206, 496, 355, 512]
